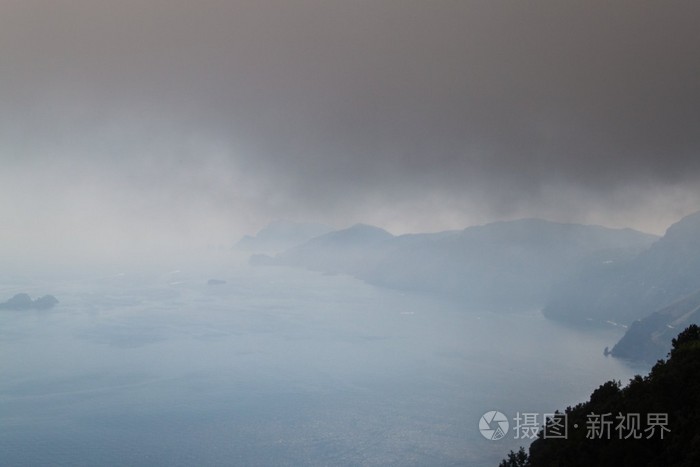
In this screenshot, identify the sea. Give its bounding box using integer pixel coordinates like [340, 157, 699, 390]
[0, 260, 647, 466]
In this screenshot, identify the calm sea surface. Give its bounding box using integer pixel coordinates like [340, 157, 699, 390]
[0, 264, 646, 466]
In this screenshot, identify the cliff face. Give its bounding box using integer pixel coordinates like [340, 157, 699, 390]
[612, 290, 700, 362]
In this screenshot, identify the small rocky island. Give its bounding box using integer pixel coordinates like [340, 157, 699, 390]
[0, 293, 59, 311]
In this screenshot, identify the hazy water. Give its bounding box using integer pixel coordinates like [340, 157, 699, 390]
[0, 264, 645, 466]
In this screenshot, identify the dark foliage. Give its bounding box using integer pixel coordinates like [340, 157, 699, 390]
[500, 325, 700, 466]
[499, 447, 529, 467]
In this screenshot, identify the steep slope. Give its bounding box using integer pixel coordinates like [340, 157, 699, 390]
[612, 289, 700, 362]
[544, 211, 700, 325]
[501, 325, 700, 467]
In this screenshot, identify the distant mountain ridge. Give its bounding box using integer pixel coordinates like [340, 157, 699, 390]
[235, 220, 334, 253]
[271, 223, 395, 275]
[544, 211, 700, 326]
[363, 219, 657, 309]
[246, 213, 700, 360]
[256, 218, 657, 311]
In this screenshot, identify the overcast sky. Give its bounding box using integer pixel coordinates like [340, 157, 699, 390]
[2, 0, 700, 264]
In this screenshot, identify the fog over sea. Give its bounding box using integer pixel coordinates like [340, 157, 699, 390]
[0, 258, 644, 466]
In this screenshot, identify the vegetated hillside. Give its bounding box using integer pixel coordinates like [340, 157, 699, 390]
[500, 325, 700, 467]
[544, 211, 700, 325]
[612, 290, 700, 362]
[266, 218, 656, 311]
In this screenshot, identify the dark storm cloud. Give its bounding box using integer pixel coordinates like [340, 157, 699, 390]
[2, 0, 700, 248]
